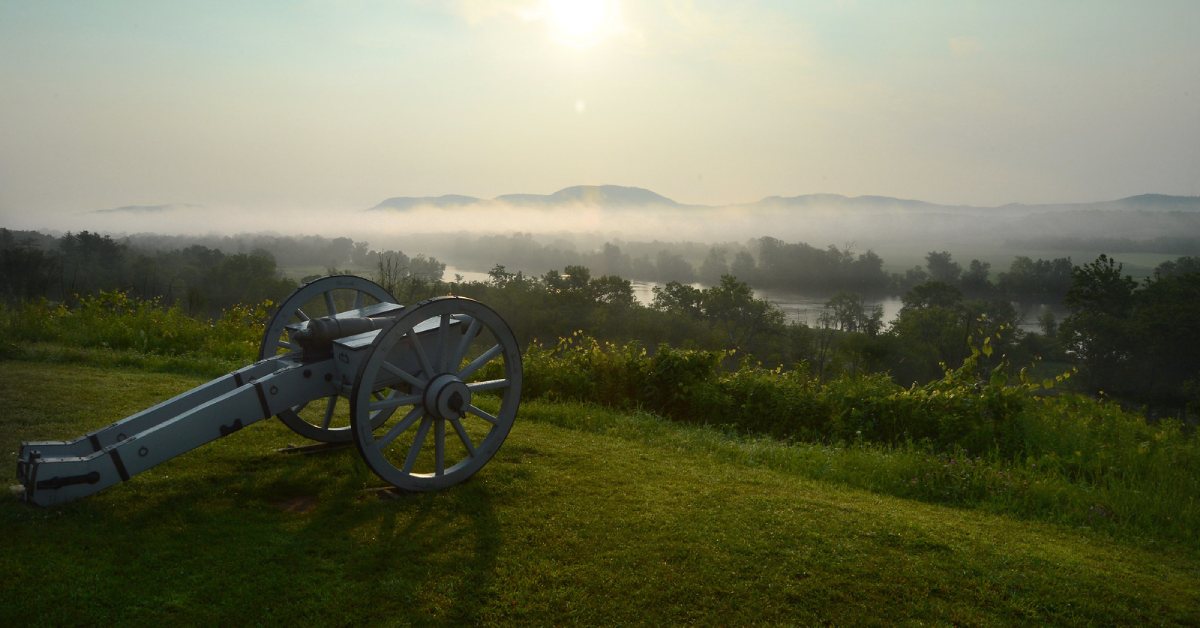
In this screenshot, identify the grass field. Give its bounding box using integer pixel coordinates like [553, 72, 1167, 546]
[2, 360, 1198, 625]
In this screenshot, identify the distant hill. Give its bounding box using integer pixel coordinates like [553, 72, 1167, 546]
[1090, 194, 1200, 212]
[496, 185, 681, 207]
[370, 194, 481, 212]
[370, 185, 682, 212]
[749, 194, 947, 212]
[367, 186, 1200, 215]
[748, 193, 1200, 214]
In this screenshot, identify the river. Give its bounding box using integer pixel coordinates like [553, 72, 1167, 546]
[442, 266, 1060, 332]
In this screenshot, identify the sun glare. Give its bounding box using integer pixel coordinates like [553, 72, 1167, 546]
[542, 0, 621, 49]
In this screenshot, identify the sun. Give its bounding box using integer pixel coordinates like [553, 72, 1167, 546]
[542, 0, 622, 49]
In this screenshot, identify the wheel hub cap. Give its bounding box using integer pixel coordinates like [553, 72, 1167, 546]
[424, 373, 471, 420]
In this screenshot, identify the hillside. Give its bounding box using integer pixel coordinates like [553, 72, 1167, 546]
[369, 185, 684, 212]
[366, 186, 1200, 214]
[3, 360, 1197, 625]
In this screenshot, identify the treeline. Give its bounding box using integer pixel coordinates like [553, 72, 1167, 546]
[1, 229, 296, 313]
[8, 227, 1085, 306]
[398, 232, 1081, 302]
[444, 266, 787, 364]
[447, 262, 1025, 392]
[121, 232, 444, 279]
[439, 253, 1198, 420]
[1060, 255, 1200, 411]
[0, 229, 443, 315]
[4, 227, 1195, 418]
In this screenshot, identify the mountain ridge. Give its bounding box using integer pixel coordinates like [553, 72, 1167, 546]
[368, 186, 1200, 213]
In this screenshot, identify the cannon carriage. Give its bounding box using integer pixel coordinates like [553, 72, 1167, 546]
[15, 276, 522, 506]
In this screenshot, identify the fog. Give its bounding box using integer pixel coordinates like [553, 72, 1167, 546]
[8, 192, 1197, 276]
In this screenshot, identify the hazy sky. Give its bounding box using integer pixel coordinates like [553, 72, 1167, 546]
[2, 0, 1198, 224]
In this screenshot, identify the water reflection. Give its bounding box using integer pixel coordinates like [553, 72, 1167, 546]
[444, 267, 1060, 333]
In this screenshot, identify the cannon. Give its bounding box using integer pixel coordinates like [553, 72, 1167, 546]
[15, 276, 522, 506]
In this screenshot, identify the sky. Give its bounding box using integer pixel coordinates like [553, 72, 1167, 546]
[1, 0, 1198, 228]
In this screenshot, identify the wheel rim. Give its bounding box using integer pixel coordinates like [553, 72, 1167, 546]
[350, 297, 522, 491]
[260, 275, 398, 443]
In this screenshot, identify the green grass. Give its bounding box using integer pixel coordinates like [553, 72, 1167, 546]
[2, 360, 1198, 625]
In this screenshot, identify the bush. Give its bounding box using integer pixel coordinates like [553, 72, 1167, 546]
[3, 296, 1196, 546]
[0, 291, 266, 370]
[518, 331, 1200, 545]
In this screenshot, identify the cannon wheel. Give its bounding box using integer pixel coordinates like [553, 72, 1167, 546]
[260, 275, 398, 443]
[350, 297, 522, 491]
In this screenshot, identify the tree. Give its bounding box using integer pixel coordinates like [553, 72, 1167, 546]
[1130, 265, 1200, 411]
[652, 281, 705, 318]
[823, 292, 883, 335]
[998, 256, 1073, 302]
[562, 265, 592, 292]
[925, 251, 962, 284]
[961, 259, 993, 294]
[902, 281, 963, 310]
[589, 275, 636, 308]
[599, 242, 631, 277]
[729, 251, 757, 282]
[1060, 255, 1137, 394]
[698, 247, 729, 284]
[488, 264, 517, 287]
[890, 281, 1017, 384]
[59, 231, 126, 299]
[702, 275, 785, 349]
[850, 250, 889, 292]
[655, 250, 695, 283]
[1153, 256, 1200, 279]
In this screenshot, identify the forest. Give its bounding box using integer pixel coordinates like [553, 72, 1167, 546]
[1, 226, 1196, 421]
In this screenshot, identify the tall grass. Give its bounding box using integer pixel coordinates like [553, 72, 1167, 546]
[0, 291, 264, 375]
[525, 332, 1200, 547]
[2, 293, 1196, 546]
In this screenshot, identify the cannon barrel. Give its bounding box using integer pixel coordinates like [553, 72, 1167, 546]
[293, 315, 395, 360]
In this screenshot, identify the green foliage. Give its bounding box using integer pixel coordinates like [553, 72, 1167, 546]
[752, 237, 891, 292]
[2, 291, 1198, 548]
[998, 256, 1074, 302]
[519, 330, 1200, 545]
[0, 291, 264, 373]
[1062, 254, 1200, 413]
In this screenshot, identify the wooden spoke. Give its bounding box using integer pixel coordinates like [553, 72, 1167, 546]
[324, 291, 337, 316]
[467, 379, 509, 392]
[466, 403, 499, 425]
[295, 308, 311, 322]
[437, 314, 450, 372]
[382, 361, 426, 389]
[369, 394, 422, 412]
[449, 417, 477, 457]
[459, 344, 503, 380]
[411, 329, 436, 377]
[320, 396, 337, 429]
[452, 317, 481, 369]
[402, 417, 433, 474]
[435, 419, 446, 476]
[375, 406, 424, 451]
